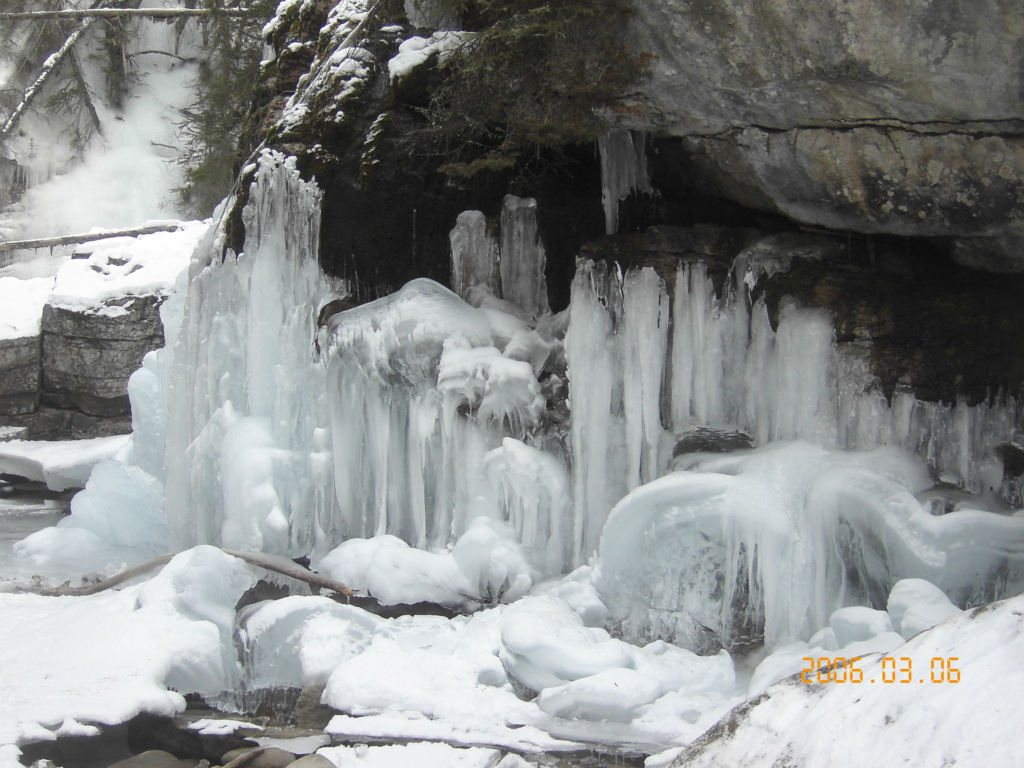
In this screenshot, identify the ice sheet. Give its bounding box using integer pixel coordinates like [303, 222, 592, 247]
[0, 436, 130, 492]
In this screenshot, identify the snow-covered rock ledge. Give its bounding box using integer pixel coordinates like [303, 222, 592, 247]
[0, 222, 206, 441]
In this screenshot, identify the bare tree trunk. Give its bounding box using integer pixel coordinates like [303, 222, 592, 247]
[0, 222, 185, 253]
[0, 16, 96, 142]
[0, 9, 251, 21]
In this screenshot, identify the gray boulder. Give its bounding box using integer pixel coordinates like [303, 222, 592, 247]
[40, 295, 164, 418]
[627, 0, 1024, 264]
[0, 334, 40, 415]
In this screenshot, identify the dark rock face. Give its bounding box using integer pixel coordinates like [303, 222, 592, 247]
[583, 224, 1024, 405]
[0, 334, 41, 415]
[627, 1, 1024, 265]
[40, 296, 164, 418]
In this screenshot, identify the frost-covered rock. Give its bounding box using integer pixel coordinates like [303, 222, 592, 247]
[669, 592, 1024, 768]
[537, 668, 663, 722]
[498, 595, 635, 692]
[887, 578, 961, 640]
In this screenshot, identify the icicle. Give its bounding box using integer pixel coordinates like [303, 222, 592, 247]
[564, 262, 625, 566]
[621, 267, 670, 490]
[449, 210, 499, 301]
[499, 195, 549, 317]
[597, 129, 650, 235]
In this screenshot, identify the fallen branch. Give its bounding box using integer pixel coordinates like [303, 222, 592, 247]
[37, 548, 353, 597]
[0, 222, 184, 252]
[0, 9, 251, 21]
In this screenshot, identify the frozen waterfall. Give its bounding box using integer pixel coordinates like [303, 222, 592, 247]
[23, 150, 1024, 659]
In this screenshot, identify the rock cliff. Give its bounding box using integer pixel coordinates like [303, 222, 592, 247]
[627, 1, 1024, 268]
[225, 0, 1024, 410]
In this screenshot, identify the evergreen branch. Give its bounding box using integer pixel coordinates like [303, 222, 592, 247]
[0, 16, 96, 143]
[68, 44, 103, 139]
[0, 9, 251, 21]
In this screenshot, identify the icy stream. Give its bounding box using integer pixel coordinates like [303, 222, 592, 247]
[6, 151, 1024, 766]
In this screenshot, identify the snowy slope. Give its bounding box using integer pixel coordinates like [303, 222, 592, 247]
[670, 594, 1024, 768]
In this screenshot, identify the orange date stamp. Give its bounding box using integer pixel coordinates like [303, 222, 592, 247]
[800, 656, 961, 684]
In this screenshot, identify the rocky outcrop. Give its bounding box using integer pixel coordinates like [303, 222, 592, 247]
[627, 1, 1024, 266]
[0, 294, 165, 440]
[40, 295, 164, 418]
[584, 224, 1024, 405]
[0, 334, 41, 415]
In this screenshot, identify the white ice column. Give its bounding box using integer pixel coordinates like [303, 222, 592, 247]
[500, 195, 549, 317]
[449, 210, 499, 300]
[621, 267, 670, 490]
[598, 129, 650, 235]
[564, 262, 625, 565]
[164, 151, 343, 554]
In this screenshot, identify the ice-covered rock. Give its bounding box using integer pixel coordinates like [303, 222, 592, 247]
[828, 607, 893, 648]
[497, 595, 635, 692]
[15, 459, 165, 575]
[599, 441, 1024, 654]
[237, 596, 384, 688]
[887, 578, 961, 640]
[537, 668, 663, 722]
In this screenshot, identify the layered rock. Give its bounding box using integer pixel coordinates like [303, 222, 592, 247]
[40, 295, 164, 418]
[0, 335, 41, 416]
[627, 0, 1024, 266]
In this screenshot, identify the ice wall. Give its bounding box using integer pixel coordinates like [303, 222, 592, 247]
[323, 278, 570, 571]
[162, 151, 344, 556]
[565, 253, 1021, 547]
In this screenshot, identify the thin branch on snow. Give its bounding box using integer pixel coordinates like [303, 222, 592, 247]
[33, 548, 355, 597]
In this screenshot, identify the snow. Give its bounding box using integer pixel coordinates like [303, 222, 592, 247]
[670, 593, 1024, 768]
[536, 668, 664, 722]
[187, 718, 262, 735]
[887, 577, 961, 639]
[0, 277, 53, 339]
[318, 742, 501, 768]
[0, 547, 256, 766]
[48, 220, 208, 312]
[0, 435, 130, 492]
[387, 31, 471, 82]
[319, 517, 536, 608]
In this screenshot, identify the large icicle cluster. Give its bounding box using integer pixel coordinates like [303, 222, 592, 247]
[161, 151, 342, 556]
